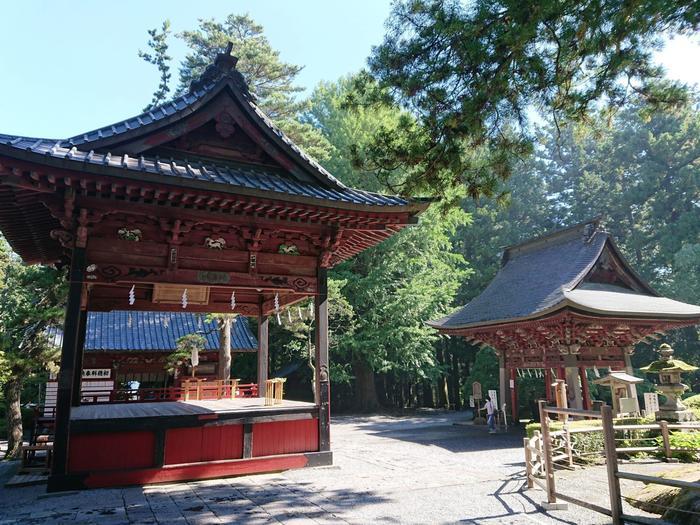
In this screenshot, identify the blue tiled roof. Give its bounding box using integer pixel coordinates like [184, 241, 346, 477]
[83, 311, 257, 352]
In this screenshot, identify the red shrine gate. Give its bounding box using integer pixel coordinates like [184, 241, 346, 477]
[0, 47, 427, 490]
[430, 220, 700, 421]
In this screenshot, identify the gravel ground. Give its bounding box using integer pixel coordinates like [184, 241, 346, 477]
[0, 411, 683, 524]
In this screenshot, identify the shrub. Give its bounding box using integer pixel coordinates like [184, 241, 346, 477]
[657, 432, 700, 462]
[684, 394, 700, 409]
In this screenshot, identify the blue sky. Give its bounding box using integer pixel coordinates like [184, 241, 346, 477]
[1, 1, 698, 139]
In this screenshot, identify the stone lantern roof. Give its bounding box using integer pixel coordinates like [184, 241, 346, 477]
[640, 343, 698, 374]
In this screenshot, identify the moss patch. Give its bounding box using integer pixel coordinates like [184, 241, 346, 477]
[628, 466, 700, 525]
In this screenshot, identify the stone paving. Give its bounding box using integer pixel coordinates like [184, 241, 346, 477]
[0, 411, 663, 524]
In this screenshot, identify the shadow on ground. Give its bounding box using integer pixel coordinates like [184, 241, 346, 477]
[347, 417, 527, 454]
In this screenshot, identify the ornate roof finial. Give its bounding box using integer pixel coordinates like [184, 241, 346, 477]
[188, 41, 252, 98]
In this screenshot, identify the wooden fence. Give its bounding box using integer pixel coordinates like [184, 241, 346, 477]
[524, 400, 700, 524]
[78, 380, 259, 404]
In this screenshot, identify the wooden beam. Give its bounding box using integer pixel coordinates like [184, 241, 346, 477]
[74, 195, 397, 231]
[48, 246, 86, 492]
[70, 310, 88, 407]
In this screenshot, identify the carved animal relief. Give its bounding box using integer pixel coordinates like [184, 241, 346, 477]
[205, 237, 227, 250]
[118, 228, 142, 242]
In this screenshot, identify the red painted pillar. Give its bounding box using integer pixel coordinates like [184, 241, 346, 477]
[558, 367, 566, 381]
[579, 367, 591, 411]
[544, 368, 552, 402]
[510, 368, 518, 423]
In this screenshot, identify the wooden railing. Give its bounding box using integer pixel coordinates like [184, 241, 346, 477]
[546, 420, 700, 466]
[523, 431, 546, 490]
[525, 400, 700, 524]
[77, 380, 259, 404]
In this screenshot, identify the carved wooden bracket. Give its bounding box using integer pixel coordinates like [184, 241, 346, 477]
[320, 229, 344, 268]
[158, 218, 197, 244]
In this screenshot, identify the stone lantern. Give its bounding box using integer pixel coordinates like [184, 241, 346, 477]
[640, 344, 698, 422]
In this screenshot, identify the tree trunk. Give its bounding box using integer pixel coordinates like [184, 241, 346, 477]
[422, 381, 433, 408]
[4, 378, 23, 459]
[219, 317, 232, 380]
[451, 347, 462, 410]
[437, 344, 449, 408]
[353, 359, 379, 411]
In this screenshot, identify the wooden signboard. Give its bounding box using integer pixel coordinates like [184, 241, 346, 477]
[644, 392, 659, 416]
[152, 284, 210, 305]
[488, 389, 498, 409]
[472, 381, 482, 401]
[82, 368, 111, 379]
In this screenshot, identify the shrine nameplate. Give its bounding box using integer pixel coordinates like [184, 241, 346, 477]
[197, 271, 230, 284]
[153, 284, 210, 305]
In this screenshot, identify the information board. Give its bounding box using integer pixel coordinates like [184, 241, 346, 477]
[644, 392, 659, 415]
[488, 389, 498, 409]
[472, 381, 482, 400]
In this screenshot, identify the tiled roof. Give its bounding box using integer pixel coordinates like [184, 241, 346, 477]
[82, 311, 257, 352]
[0, 49, 422, 209]
[565, 285, 700, 317]
[62, 88, 211, 148]
[430, 221, 700, 330]
[71, 85, 342, 188]
[0, 133, 408, 207]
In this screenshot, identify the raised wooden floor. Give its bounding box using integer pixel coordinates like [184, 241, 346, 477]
[58, 397, 327, 490]
[71, 398, 315, 420]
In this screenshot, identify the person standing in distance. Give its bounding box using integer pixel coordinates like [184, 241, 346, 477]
[485, 396, 496, 434]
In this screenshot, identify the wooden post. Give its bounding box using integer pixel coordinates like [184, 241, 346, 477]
[544, 368, 552, 402]
[538, 400, 558, 507]
[601, 404, 623, 524]
[510, 367, 518, 423]
[564, 355, 583, 410]
[70, 309, 88, 407]
[243, 423, 253, 458]
[315, 267, 330, 452]
[659, 420, 672, 461]
[48, 246, 86, 492]
[257, 314, 269, 398]
[499, 353, 507, 425]
[564, 427, 573, 467]
[623, 347, 640, 413]
[524, 437, 534, 489]
[579, 367, 591, 411]
[554, 379, 568, 423]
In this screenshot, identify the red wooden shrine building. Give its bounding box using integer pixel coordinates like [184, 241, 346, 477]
[78, 311, 257, 386]
[430, 220, 700, 421]
[0, 47, 427, 491]
[44, 312, 258, 412]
